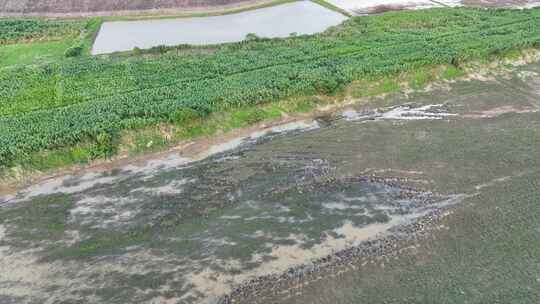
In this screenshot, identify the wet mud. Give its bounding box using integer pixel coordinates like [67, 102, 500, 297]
[2, 62, 540, 303]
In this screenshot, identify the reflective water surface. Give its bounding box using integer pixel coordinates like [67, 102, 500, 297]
[91, 1, 347, 55]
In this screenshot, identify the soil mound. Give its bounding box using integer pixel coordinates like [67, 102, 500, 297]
[0, 0, 265, 16]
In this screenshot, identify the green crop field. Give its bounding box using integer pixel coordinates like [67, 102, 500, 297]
[0, 18, 100, 67]
[0, 18, 86, 44]
[1, 8, 540, 170]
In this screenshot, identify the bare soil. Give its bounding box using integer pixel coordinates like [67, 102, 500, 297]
[0, 0, 273, 17]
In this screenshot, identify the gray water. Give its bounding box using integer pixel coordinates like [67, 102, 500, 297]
[91, 1, 347, 55]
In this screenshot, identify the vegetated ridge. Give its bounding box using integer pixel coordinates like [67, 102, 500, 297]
[1, 8, 540, 169]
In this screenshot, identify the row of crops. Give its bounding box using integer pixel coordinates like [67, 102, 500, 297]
[1, 8, 540, 167]
[0, 18, 86, 44]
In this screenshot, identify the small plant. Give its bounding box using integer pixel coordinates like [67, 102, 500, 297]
[64, 45, 83, 57]
[410, 70, 434, 89]
[176, 44, 190, 50]
[230, 108, 266, 128]
[245, 33, 259, 41]
[294, 98, 320, 113]
[150, 45, 168, 54]
[89, 132, 116, 159]
[442, 65, 465, 80]
[169, 108, 202, 126]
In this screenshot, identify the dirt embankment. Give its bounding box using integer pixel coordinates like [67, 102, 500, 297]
[461, 0, 540, 7]
[0, 0, 274, 17]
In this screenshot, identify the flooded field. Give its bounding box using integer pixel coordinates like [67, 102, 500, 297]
[2, 61, 540, 303]
[91, 1, 347, 55]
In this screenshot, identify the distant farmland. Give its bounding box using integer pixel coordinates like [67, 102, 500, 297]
[0, 0, 274, 16]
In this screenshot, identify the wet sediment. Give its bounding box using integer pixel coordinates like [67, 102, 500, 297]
[221, 175, 460, 303]
[2, 62, 540, 303]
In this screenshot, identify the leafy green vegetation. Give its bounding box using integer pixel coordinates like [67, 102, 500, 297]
[351, 77, 401, 98]
[0, 18, 85, 45]
[0, 18, 100, 67]
[409, 68, 436, 88]
[1, 8, 540, 170]
[65, 45, 83, 57]
[0, 38, 76, 66]
[442, 65, 466, 79]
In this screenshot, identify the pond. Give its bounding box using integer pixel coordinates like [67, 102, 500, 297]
[91, 1, 347, 55]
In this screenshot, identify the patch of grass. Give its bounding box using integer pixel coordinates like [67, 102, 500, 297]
[5, 132, 121, 173]
[127, 132, 169, 155]
[0, 18, 84, 45]
[228, 108, 267, 128]
[351, 77, 401, 98]
[9, 145, 92, 173]
[501, 49, 523, 61]
[0, 39, 75, 67]
[292, 97, 322, 113]
[262, 105, 285, 119]
[80, 18, 103, 55]
[375, 78, 401, 95]
[441, 65, 465, 80]
[409, 68, 436, 89]
[0, 18, 101, 67]
[178, 121, 218, 139]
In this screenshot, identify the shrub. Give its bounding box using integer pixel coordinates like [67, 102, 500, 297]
[245, 33, 259, 41]
[65, 45, 83, 57]
[89, 132, 116, 159]
[149, 45, 169, 54]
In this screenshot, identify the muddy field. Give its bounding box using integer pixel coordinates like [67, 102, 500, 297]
[0, 0, 270, 16]
[3, 0, 540, 16]
[2, 60, 540, 303]
[326, 0, 540, 15]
